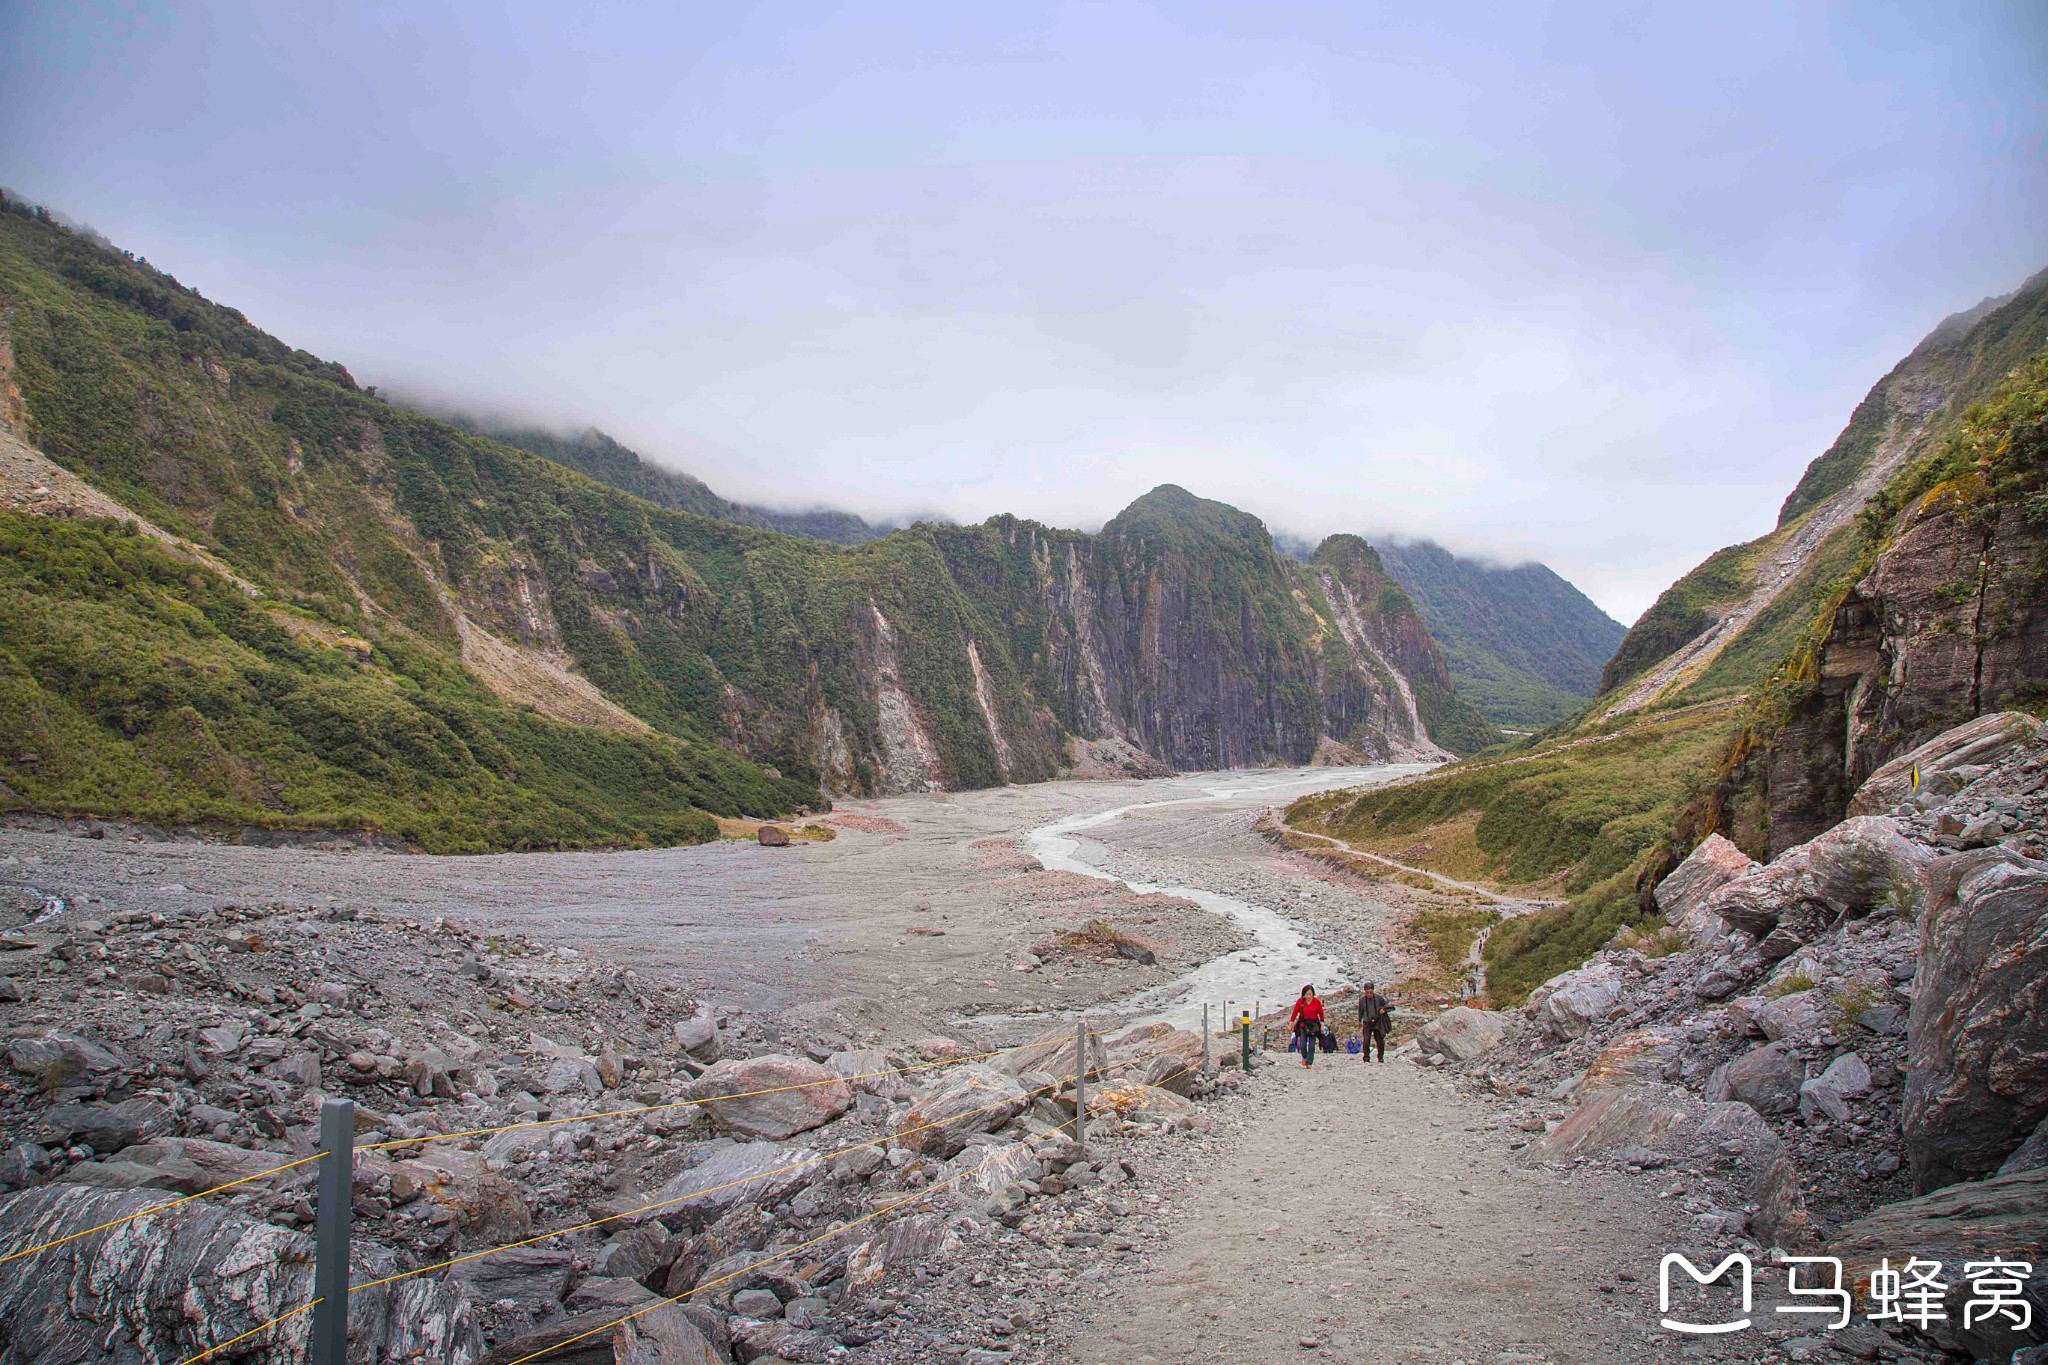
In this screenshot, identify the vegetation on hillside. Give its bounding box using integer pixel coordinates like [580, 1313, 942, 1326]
[1296, 278, 2048, 1007]
[1601, 267, 2048, 700]
[0, 514, 814, 851]
[1689, 344, 2048, 854]
[0, 196, 1496, 834]
[1376, 539, 1624, 729]
[450, 419, 893, 546]
[1289, 705, 1736, 1002]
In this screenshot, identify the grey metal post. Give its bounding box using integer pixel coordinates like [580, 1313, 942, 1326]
[1201, 1005, 1210, 1071]
[311, 1098, 354, 1365]
[1073, 1019, 1087, 1151]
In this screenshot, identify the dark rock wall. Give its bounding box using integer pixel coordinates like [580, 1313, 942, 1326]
[1763, 490, 2048, 853]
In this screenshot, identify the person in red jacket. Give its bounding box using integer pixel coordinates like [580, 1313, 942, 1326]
[1288, 985, 1326, 1067]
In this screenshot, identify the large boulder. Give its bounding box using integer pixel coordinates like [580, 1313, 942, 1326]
[34, 1097, 174, 1154]
[4, 1031, 128, 1096]
[1656, 834, 1757, 941]
[1801, 816, 1933, 915]
[0, 1183, 482, 1363]
[1849, 710, 2046, 816]
[825, 1048, 911, 1100]
[1832, 1167, 2048, 1362]
[944, 1140, 1046, 1202]
[1087, 1081, 1193, 1121]
[1753, 989, 1827, 1046]
[1524, 963, 1625, 1040]
[895, 1066, 1029, 1158]
[71, 1137, 316, 1195]
[1577, 1027, 1683, 1098]
[1905, 850, 2048, 1192]
[1707, 1041, 1805, 1116]
[615, 1303, 730, 1365]
[843, 1212, 959, 1292]
[449, 1245, 573, 1311]
[1111, 1024, 1205, 1093]
[1520, 1084, 1808, 1245]
[622, 1141, 822, 1232]
[691, 1055, 852, 1140]
[1416, 1007, 1511, 1063]
[673, 1006, 721, 1060]
[1704, 854, 1818, 941]
[1704, 816, 1930, 950]
[2000, 1112, 2048, 1176]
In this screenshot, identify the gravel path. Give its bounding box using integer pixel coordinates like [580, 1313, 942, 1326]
[1059, 1056, 1767, 1364]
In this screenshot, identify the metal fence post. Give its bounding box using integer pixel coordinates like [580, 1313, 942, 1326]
[1201, 1004, 1210, 1071]
[311, 1097, 354, 1365]
[1073, 1019, 1088, 1150]
[1240, 1011, 1252, 1072]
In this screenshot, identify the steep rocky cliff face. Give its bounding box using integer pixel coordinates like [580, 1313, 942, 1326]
[1743, 350, 2048, 853]
[929, 491, 1493, 783]
[1597, 268, 2048, 716]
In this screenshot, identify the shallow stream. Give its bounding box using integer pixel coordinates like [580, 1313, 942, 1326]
[1001, 764, 1426, 1033]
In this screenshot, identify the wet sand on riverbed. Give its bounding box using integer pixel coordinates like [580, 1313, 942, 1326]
[0, 768, 1423, 1040]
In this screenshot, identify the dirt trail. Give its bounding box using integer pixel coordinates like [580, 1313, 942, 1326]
[1061, 1057, 1756, 1364]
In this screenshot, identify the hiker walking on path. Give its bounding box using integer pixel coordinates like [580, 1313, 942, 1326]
[1288, 984, 1326, 1067]
[1357, 981, 1392, 1063]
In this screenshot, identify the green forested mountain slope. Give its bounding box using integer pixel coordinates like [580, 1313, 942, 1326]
[1374, 539, 1625, 728]
[1597, 268, 2048, 706]
[0, 198, 1493, 848]
[448, 419, 895, 546]
[1292, 265, 2048, 1003]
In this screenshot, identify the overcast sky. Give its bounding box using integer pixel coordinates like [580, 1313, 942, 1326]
[4, 3, 2045, 622]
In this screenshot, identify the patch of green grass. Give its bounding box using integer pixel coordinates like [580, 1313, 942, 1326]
[1295, 707, 1737, 892]
[1766, 972, 1816, 999]
[0, 513, 813, 852]
[1293, 705, 1738, 1005]
[1409, 904, 1500, 981]
[1612, 923, 1686, 958]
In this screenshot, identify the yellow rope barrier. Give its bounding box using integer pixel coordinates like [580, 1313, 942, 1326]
[355, 1044, 1020, 1153]
[173, 1298, 318, 1365]
[0, 1151, 326, 1267]
[504, 1114, 1089, 1365]
[353, 1030, 1174, 1295]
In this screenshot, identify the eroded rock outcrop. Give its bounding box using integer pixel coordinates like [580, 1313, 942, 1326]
[894, 1067, 1029, 1158]
[1832, 1166, 2048, 1362]
[0, 1183, 481, 1364]
[1905, 848, 2048, 1192]
[1417, 1007, 1511, 1063]
[1655, 833, 1755, 942]
[691, 1055, 853, 1140]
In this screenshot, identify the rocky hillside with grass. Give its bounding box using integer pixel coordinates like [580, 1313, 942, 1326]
[1374, 538, 1625, 729]
[444, 419, 897, 547]
[0, 197, 1491, 848]
[1597, 267, 2048, 716]
[1700, 348, 2048, 857]
[1287, 265, 2048, 1009]
[1410, 711, 2048, 1362]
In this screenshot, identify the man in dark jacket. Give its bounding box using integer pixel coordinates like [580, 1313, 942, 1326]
[1357, 982, 1392, 1063]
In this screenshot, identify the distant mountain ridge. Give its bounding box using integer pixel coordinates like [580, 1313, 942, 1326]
[440, 418, 899, 546]
[0, 198, 1496, 851]
[1372, 539, 1625, 729]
